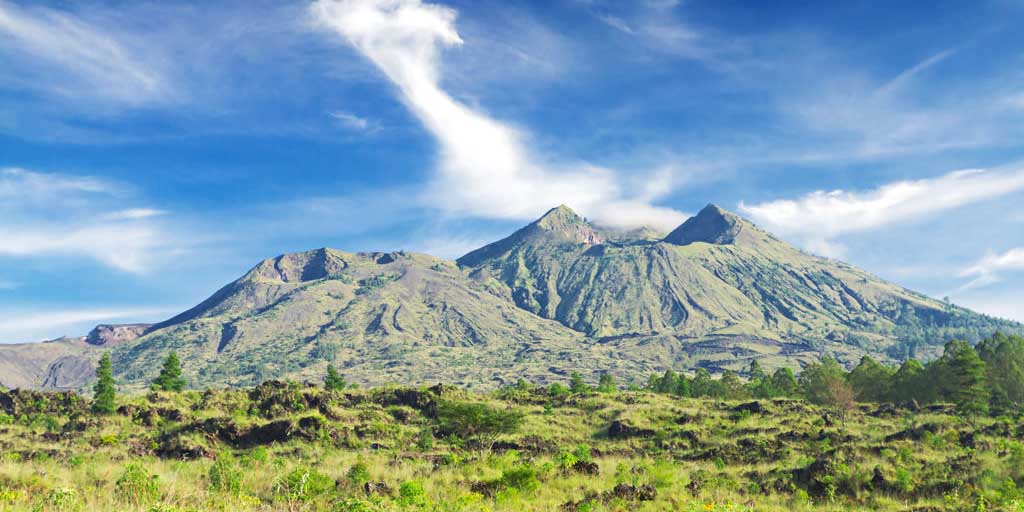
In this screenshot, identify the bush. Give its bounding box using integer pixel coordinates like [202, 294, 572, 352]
[209, 454, 243, 495]
[115, 463, 160, 506]
[347, 461, 371, 487]
[275, 466, 333, 502]
[397, 481, 428, 507]
[498, 466, 540, 493]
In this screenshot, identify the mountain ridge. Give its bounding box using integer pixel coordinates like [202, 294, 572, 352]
[1, 204, 1019, 391]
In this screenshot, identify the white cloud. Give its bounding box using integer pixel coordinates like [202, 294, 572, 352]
[739, 166, 1024, 254]
[595, 14, 633, 34]
[874, 49, 956, 97]
[0, 0, 171, 105]
[329, 111, 372, 131]
[0, 307, 175, 343]
[0, 168, 172, 273]
[310, 0, 685, 231]
[959, 248, 1024, 289]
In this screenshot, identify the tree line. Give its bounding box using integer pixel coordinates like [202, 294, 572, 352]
[89, 332, 1023, 418]
[646, 332, 1024, 416]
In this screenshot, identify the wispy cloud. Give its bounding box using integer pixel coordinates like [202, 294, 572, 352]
[0, 307, 176, 343]
[739, 166, 1024, 257]
[960, 248, 1024, 289]
[0, 0, 171, 105]
[595, 14, 633, 34]
[329, 110, 377, 132]
[875, 49, 956, 96]
[310, 0, 684, 231]
[0, 168, 174, 273]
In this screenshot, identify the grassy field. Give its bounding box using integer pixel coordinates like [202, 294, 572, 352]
[1, 382, 1022, 511]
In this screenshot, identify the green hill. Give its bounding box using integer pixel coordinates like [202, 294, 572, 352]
[1, 204, 1018, 391]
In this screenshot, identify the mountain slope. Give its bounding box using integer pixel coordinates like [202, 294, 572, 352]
[1, 204, 1019, 391]
[111, 249, 647, 390]
[458, 204, 1017, 360]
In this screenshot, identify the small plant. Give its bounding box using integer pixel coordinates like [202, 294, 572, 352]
[209, 454, 243, 495]
[115, 463, 160, 506]
[275, 466, 333, 502]
[45, 487, 79, 511]
[347, 461, 371, 487]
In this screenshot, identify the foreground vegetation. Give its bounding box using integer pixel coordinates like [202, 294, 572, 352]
[2, 369, 1024, 511]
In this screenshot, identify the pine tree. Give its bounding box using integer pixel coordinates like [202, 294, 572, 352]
[692, 368, 714, 397]
[938, 340, 989, 416]
[325, 365, 347, 391]
[92, 353, 116, 415]
[770, 367, 799, 397]
[569, 372, 591, 394]
[151, 352, 186, 391]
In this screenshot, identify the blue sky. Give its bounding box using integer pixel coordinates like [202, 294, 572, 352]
[1, 0, 1023, 342]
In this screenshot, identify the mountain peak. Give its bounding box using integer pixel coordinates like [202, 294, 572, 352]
[457, 205, 602, 267]
[663, 203, 752, 246]
[530, 204, 604, 244]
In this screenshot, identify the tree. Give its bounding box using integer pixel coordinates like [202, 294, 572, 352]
[770, 368, 799, 397]
[977, 332, 1024, 413]
[675, 372, 692, 397]
[324, 365, 347, 391]
[889, 359, 925, 403]
[151, 351, 186, 391]
[596, 372, 617, 393]
[934, 340, 989, 416]
[548, 382, 570, 397]
[569, 372, 591, 394]
[826, 378, 857, 429]
[747, 360, 770, 398]
[435, 400, 523, 451]
[92, 353, 116, 414]
[800, 356, 846, 406]
[846, 356, 893, 402]
[719, 370, 746, 400]
[692, 368, 714, 398]
[654, 369, 678, 394]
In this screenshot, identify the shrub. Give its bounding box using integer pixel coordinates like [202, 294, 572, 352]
[115, 463, 160, 506]
[573, 443, 592, 463]
[209, 454, 243, 495]
[244, 446, 270, 467]
[498, 466, 540, 493]
[275, 466, 333, 502]
[347, 461, 371, 487]
[397, 481, 428, 507]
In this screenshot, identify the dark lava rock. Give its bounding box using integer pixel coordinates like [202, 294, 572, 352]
[363, 481, 393, 496]
[733, 401, 765, 414]
[570, 460, 600, 476]
[607, 419, 657, 439]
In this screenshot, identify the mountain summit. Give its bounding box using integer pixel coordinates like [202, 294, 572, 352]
[1, 204, 1018, 391]
[664, 203, 762, 246]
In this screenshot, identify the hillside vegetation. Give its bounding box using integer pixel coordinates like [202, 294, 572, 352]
[2, 361, 1024, 511]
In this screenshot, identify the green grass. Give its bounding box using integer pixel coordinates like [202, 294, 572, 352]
[0, 383, 1022, 511]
